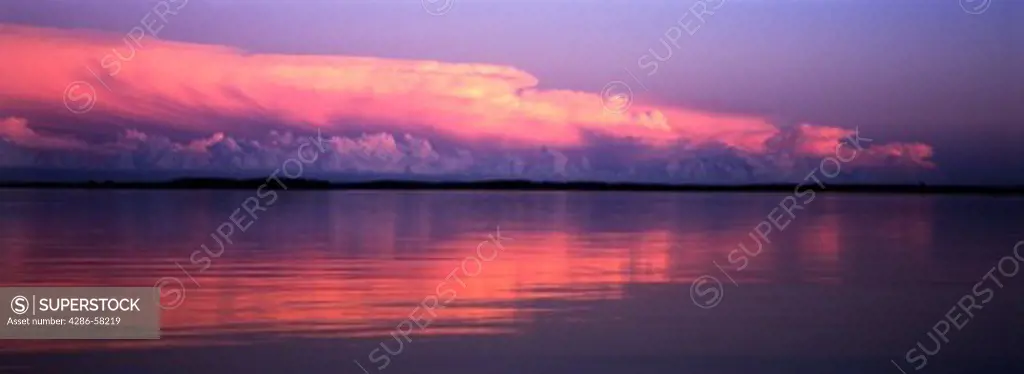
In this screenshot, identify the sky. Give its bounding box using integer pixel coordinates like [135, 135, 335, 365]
[0, 0, 1021, 184]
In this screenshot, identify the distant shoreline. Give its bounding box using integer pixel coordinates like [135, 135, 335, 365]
[1, 179, 1022, 195]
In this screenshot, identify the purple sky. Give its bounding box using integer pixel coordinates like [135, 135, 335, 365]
[0, 0, 1021, 184]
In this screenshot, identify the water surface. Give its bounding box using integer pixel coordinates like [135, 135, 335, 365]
[0, 190, 1022, 374]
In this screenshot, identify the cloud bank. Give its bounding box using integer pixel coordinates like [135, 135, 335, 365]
[0, 23, 935, 182]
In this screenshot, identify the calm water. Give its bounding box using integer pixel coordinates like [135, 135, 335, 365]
[0, 190, 1022, 374]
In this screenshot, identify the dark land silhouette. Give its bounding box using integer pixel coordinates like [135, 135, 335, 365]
[1, 178, 1023, 195]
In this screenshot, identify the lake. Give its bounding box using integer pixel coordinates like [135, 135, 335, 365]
[0, 190, 1022, 374]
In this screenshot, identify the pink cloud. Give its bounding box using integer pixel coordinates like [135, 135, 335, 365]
[0, 23, 935, 178]
[0, 117, 94, 151]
